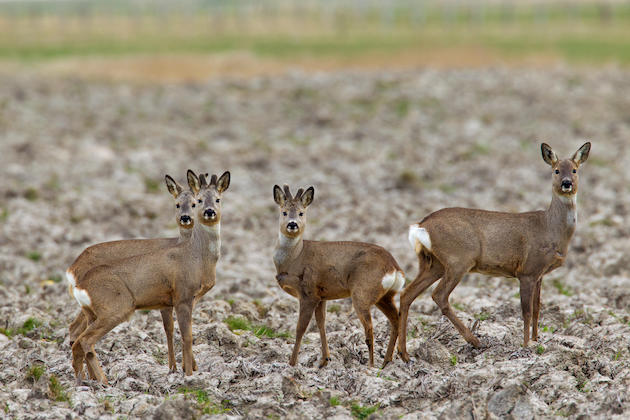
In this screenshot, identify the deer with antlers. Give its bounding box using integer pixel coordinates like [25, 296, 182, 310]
[273, 185, 405, 368]
[68, 170, 230, 383]
[398, 142, 590, 361]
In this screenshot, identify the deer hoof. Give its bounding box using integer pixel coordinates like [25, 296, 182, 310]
[398, 351, 410, 363]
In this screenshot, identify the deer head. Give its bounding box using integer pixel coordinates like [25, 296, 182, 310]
[165, 174, 197, 229]
[188, 170, 230, 226]
[541, 142, 590, 198]
[273, 184, 314, 238]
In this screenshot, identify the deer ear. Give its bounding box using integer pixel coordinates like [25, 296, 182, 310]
[165, 175, 182, 198]
[216, 171, 230, 193]
[187, 169, 200, 194]
[541, 143, 558, 166]
[273, 185, 285, 206]
[301, 186, 314, 207]
[572, 142, 591, 166]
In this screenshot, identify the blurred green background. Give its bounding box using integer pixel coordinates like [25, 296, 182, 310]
[1, 0, 629, 81]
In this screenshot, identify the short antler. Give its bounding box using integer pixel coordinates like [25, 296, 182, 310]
[283, 184, 293, 200]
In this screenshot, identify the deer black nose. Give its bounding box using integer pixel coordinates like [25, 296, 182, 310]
[204, 209, 216, 219]
[287, 222, 298, 231]
[562, 180, 572, 188]
[180, 215, 191, 224]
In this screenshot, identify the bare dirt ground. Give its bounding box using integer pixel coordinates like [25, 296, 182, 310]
[1, 67, 630, 419]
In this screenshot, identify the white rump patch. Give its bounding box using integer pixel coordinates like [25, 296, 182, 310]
[382, 270, 405, 292]
[66, 270, 76, 289]
[408, 225, 431, 254]
[73, 287, 92, 307]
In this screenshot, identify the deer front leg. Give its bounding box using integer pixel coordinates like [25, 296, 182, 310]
[432, 267, 481, 347]
[531, 277, 543, 342]
[175, 302, 194, 376]
[160, 308, 177, 373]
[289, 298, 318, 366]
[518, 276, 536, 347]
[314, 300, 331, 368]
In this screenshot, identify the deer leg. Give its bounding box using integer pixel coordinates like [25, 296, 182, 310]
[352, 297, 375, 367]
[398, 267, 443, 361]
[175, 302, 194, 376]
[314, 300, 331, 368]
[289, 298, 318, 366]
[68, 311, 87, 347]
[531, 278, 543, 342]
[75, 311, 130, 385]
[432, 268, 480, 347]
[376, 293, 399, 368]
[160, 308, 177, 373]
[519, 277, 536, 347]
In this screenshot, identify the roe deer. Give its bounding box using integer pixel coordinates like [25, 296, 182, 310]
[67, 169, 201, 374]
[68, 171, 230, 383]
[273, 185, 405, 368]
[398, 142, 590, 361]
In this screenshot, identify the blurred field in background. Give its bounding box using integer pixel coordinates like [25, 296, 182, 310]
[1, 0, 630, 81]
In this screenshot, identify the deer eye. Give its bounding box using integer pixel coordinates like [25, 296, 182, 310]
[176, 204, 180, 208]
[299, 212, 304, 216]
[192, 203, 195, 208]
[215, 198, 220, 203]
[198, 199, 202, 203]
[555, 169, 559, 174]
[572, 169, 576, 173]
[282, 212, 287, 216]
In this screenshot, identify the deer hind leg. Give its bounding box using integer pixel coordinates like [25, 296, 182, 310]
[314, 300, 331, 368]
[376, 292, 399, 368]
[289, 298, 318, 366]
[160, 308, 177, 373]
[518, 276, 536, 347]
[74, 309, 131, 385]
[531, 278, 543, 342]
[68, 311, 87, 347]
[398, 263, 444, 361]
[352, 296, 375, 367]
[432, 266, 480, 347]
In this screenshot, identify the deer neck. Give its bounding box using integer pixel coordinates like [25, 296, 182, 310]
[545, 192, 577, 250]
[274, 232, 303, 272]
[190, 222, 221, 260]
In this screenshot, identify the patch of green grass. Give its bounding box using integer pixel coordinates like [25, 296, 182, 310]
[25, 284, 31, 295]
[475, 312, 490, 321]
[144, 178, 160, 194]
[226, 298, 235, 306]
[452, 302, 465, 311]
[536, 345, 545, 355]
[541, 325, 556, 333]
[26, 251, 41, 262]
[224, 316, 291, 339]
[49, 274, 63, 283]
[450, 355, 458, 366]
[49, 374, 70, 403]
[329, 396, 341, 407]
[327, 304, 341, 314]
[17, 318, 42, 335]
[178, 388, 230, 415]
[0, 327, 15, 338]
[225, 316, 251, 332]
[350, 402, 379, 420]
[24, 187, 39, 201]
[613, 349, 623, 361]
[394, 98, 410, 117]
[26, 364, 46, 381]
[0, 208, 8, 222]
[552, 279, 573, 296]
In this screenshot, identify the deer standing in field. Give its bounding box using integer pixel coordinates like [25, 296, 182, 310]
[68, 171, 230, 383]
[273, 185, 405, 368]
[398, 142, 590, 361]
[67, 170, 202, 374]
